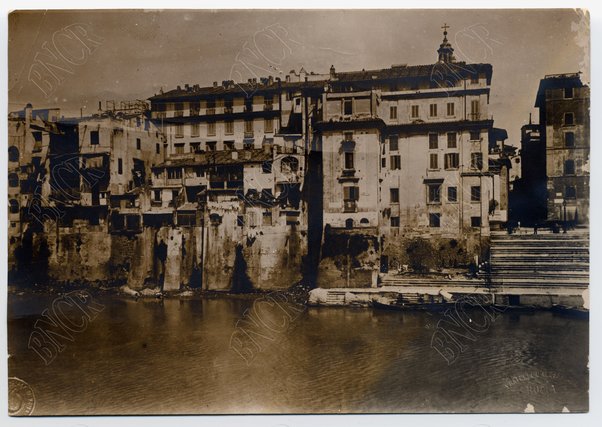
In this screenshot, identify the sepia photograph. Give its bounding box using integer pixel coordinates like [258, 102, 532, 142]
[5, 7, 591, 417]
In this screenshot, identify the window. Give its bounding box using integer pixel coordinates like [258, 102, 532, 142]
[244, 120, 254, 136]
[343, 186, 359, 201]
[447, 132, 457, 148]
[243, 140, 254, 150]
[390, 155, 401, 170]
[564, 87, 573, 99]
[224, 99, 233, 113]
[156, 143, 160, 154]
[471, 186, 481, 202]
[344, 132, 354, 142]
[136, 138, 141, 150]
[264, 118, 274, 133]
[565, 186, 577, 199]
[444, 153, 459, 169]
[389, 135, 399, 151]
[168, 168, 182, 179]
[565, 132, 575, 147]
[8, 173, 19, 187]
[90, 130, 99, 145]
[448, 186, 458, 202]
[175, 124, 184, 138]
[429, 133, 438, 149]
[225, 120, 234, 135]
[381, 157, 386, 168]
[190, 142, 201, 153]
[411, 105, 419, 118]
[175, 143, 185, 154]
[470, 130, 481, 141]
[471, 216, 481, 227]
[191, 123, 200, 137]
[118, 158, 123, 175]
[564, 159, 575, 175]
[428, 184, 441, 203]
[343, 99, 353, 115]
[262, 211, 272, 226]
[344, 152, 354, 170]
[429, 103, 438, 117]
[390, 106, 398, 120]
[471, 152, 483, 170]
[9, 199, 19, 214]
[206, 141, 217, 151]
[190, 101, 200, 115]
[174, 102, 184, 115]
[429, 153, 439, 169]
[564, 113, 574, 125]
[390, 188, 400, 203]
[447, 102, 455, 116]
[224, 141, 235, 151]
[429, 213, 441, 227]
[153, 190, 161, 202]
[207, 122, 216, 136]
[262, 161, 272, 174]
[8, 146, 19, 162]
[391, 216, 400, 227]
[470, 100, 480, 120]
[264, 97, 273, 110]
[237, 215, 245, 227]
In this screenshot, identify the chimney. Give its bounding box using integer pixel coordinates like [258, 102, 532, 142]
[98, 101, 102, 112]
[177, 85, 182, 91]
[252, 78, 257, 84]
[268, 75, 274, 85]
[185, 84, 190, 91]
[213, 81, 218, 88]
[248, 78, 253, 84]
[24, 103, 33, 124]
[330, 65, 336, 80]
[285, 75, 291, 83]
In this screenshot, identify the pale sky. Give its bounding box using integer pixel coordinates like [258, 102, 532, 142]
[8, 9, 589, 146]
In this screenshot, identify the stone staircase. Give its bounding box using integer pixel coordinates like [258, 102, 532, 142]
[488, 229, 589, 288]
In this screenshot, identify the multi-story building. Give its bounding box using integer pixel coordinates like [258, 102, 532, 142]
[513, 73, 589, 225]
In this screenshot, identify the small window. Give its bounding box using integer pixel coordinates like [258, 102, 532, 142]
[564, 87, 573, 99]
[345, 218, 354, 229]
[156, 143, 160, 154]
[448, 186, 457, 202]
[344, 152, 354, 170]
[90, 130, 99, 145]
[565, 186, 577, 199]
[471, 152, 483, 170]
[381, 157, 386, 168]
[471, 186, 481, 202]
[429, 133, 438, 149]
[244, 120, 254, 135]
[429, 153, 438, 170]
[470, 130, 481, 141]
[391, 216, 400, 227]
[262, 161, 272, 174]
[344, 131, 354, 142]
[565, 132, 575, 147]
[447, 132, 457, 148]
[447, 102, 455, 116]
[343, 186, 359, 201]
[174, 143, 185, 154]
[223, 141, 234, 151]
[262, 211, 272, 226]
[206, 141, 217, 151]
[343, 99, 353, 115]
[390, 155, 401, 170]
[471, 216, 481, 227]
[429, 213, 441, 228]
[564, 159, 575, 175]
[264, 118, 274, 133]
[153, 190, 161, 202]
[411, 105, 419, 118]
[8, 146, 19, 162]
[564, 113, 574, 126]
[470, 100, 480, 119]
[118, 158, 123, 175]
[9, 199, 19, 214]
[190, 123, 200, 137]
[175, 124, 184, 138]
[390, 106, 398, 120]
[225, 121, 234, 135]
[136, 138, 141, 150]
[389, 135, 399, 151]
[237, 215, 245, 227]
[8, 173, 19, 187]
[444, 153, 459, 169]
[429, 104, 438, 117]
[428, 184, 441, 203]
[191, 142, 201, 153]
[207, 122, 216, 136]
[390, 188, 400, 203]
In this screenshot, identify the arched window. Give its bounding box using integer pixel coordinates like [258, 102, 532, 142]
[360, 218, 369, 225]
[8, 146, 19, 162]
[8, 173, 19, 188]
[345, 218, 354, 229]
[281, 156, 299, 173]
[9, 199, 19, 214]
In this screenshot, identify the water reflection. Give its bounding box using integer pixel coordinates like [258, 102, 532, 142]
[8, 294, 588, 414]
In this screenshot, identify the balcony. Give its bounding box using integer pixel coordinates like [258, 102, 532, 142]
[206, 108, 215, 115]
[224, 106, 234, 114]
[263, 104, 274, 111]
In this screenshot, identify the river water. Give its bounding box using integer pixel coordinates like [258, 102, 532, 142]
[8, 293, 588, 415]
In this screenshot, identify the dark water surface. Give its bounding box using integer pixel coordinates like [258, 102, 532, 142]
[8, 293, 588, 415]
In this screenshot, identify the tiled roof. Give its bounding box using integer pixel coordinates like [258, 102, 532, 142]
[153, 149, 271, 168]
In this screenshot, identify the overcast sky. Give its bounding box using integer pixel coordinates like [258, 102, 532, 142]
[8, 9, 589, 145]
